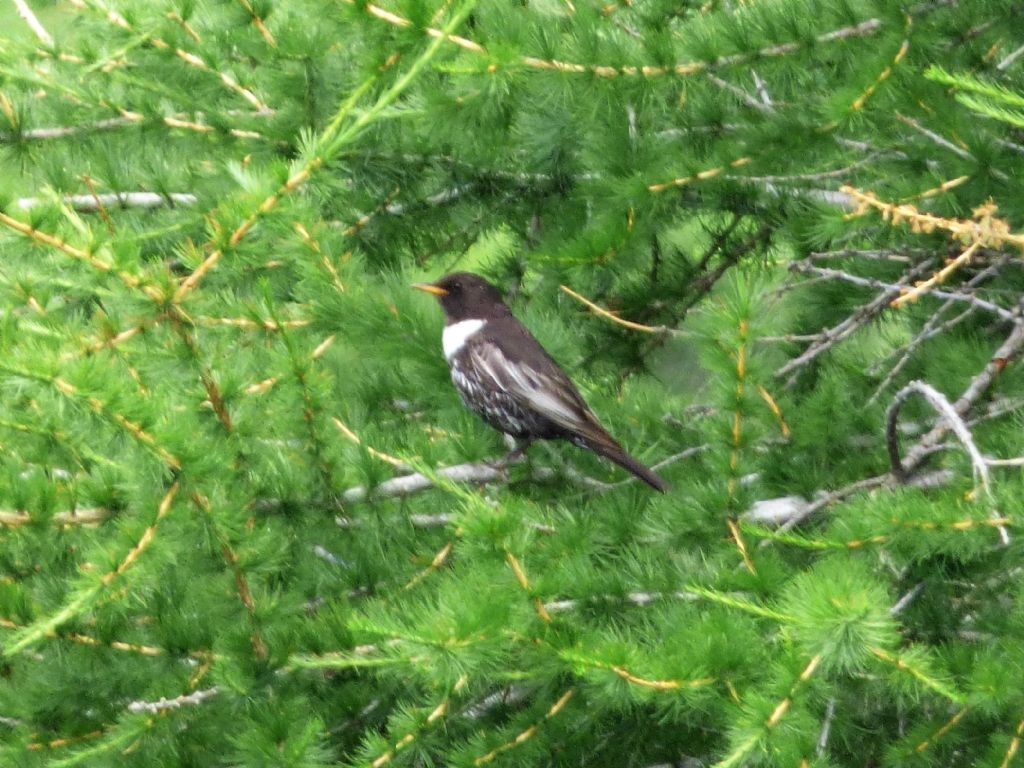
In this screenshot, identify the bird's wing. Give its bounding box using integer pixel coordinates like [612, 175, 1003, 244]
[466, 324, 615, 447]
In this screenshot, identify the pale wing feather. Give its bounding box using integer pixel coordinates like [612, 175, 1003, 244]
[468, 342, 608, 441]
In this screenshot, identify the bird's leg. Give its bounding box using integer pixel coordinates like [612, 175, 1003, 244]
[502, 436, 533, 465]
[486, 435, 533, 469]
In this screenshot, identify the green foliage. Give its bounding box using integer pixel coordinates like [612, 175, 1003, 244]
[0, 0, 1022, 766]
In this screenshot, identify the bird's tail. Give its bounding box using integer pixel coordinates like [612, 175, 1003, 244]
[578, 434, 669, 493]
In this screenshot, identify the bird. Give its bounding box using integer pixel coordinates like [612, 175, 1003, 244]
[413, 272, 669, 492]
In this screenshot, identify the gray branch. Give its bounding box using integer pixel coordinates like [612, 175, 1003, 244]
[16, 192, 198, 212]
[340, 446, 705, 503]
[127, 687, 220, 714]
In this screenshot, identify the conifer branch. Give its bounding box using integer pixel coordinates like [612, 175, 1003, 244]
[332, 416, 408, 468]
[557, 648, 715, 691]
[913, 706, 970, 754]
[472, 688, 574, 765]
[895, 112, 974, 160]
[713, 655, 821, 768]
[868, 646, 964, 703]
[777, 260, 911, 377]
[0, 211, 145, 291]
[0, 507, 109, 527]
[842, 187, 1024, 252]
[747, 515, 1012, 550]
[866, 251, 1011, 403]
[45, 374, 180, 468]
[844, 16, 911, 114]
[403, 541, 454, 590]
[683, 585, 794, 622]
[793, 264, 1018, 322]
[367, 675, 468, 768]
[0, 111, 273, 143]
[504, 550, 552, 623]
[192, 493, 268, 660]
[648, 156, 752, 194]
[166, 314, 235, 433]
[0, 614, 168, 656]
[68, 0, 270, 111]
[4, 482, 179, 657]
[363, 7, 883, 80]
[726, 316, 749, 509]
[175, 2, 473, 301]
[559, 284, 680, 334]
[26, 726, 109, 753]
[235, 0, 276, 47]
[899, 308, 1024, 478]
[267, 295, 335, 486]
[1000, 718, 1024, 768]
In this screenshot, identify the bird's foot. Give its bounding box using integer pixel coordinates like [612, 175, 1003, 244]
[487, 438, 532, 470]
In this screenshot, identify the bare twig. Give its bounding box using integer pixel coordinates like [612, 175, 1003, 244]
[867, 253, 1012, 403]
[986, 456, 1024, 467]
[341, 459, 512, 503]
[890, 582, 926, 615]
[816, 698, 836, 757]
[127, 687, 220, 714]
[901, 397, 1015, 547]
[0, 507, 109, 527]
[751, 69, 773, 108]
[887, 381, 1006, 544]
[12, 0, 53, 45]
[339, 446, 704, 503]
[772, 470, 955, 532]
[997, 42, 1024, 71]
[900, 310, 1024, 476]
[895, 113, 972, 160]
[705, 73, 772, 112]
[776, 258, 937, 381]
[16, 192, 198, 212]
[789, 262, 1018, 323]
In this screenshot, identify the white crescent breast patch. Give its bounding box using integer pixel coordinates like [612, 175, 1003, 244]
[443, 319, 486, 360]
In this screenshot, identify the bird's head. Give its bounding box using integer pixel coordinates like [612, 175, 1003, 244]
[413, 272, 509, 322]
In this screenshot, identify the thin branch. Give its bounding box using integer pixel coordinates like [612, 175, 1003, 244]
[0, 109, 275, 143]
[776, 258, 937, 381]
[559, 284, 679, 334]
[127, 687, 220, 714]
[705, 73, 772, 112]
[889, 582, 926, 615]
[16, 192, 198, 212]
[790, 262, 1018, 323]
[986, 456, 1024, 467]
[900, 309, 1024, 476]
[12, 0, 53, 45]
[0, 507, 109, 527]
[895, 112, 972, 160]
[887, 381, 991, 493]
[339, 446, 704, 503]
[867, 253, 1012, 403]
[816, 698, 836, 757]
[997, 43, 1024, 71]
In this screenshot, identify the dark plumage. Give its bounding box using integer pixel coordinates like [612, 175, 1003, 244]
[414, 272, 669, 492]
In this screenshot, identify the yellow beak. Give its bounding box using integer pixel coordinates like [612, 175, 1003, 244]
[412, 283, 448, 297]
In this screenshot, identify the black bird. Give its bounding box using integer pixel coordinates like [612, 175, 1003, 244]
[414, 272, 668, 492]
